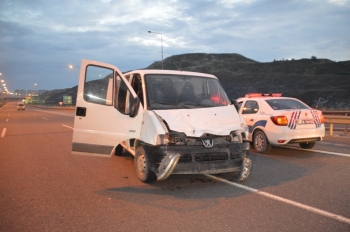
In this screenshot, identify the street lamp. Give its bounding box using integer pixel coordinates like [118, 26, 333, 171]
[148, 31, 163, 69]
[68, 64, 80, 69]
[33, 83, 38, 104]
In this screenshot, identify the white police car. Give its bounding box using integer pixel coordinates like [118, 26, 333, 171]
[236, 93, 325, 153]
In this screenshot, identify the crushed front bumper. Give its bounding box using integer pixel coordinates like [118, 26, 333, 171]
[143, 142, 250, 180]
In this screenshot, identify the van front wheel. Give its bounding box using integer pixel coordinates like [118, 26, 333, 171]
[134, 146, 157, 182]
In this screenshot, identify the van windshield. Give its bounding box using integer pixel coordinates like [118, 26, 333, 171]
[145, 74, 229, 110]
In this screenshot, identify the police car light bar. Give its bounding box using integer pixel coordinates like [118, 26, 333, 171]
[245, 93, 282, 98]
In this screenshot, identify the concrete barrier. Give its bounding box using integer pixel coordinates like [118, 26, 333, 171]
[27, 104, 75, 110]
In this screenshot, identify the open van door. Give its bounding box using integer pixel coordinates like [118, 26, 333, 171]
[72, 59, 143, 157]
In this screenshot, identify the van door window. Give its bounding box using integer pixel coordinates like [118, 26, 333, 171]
[115, 74, 135, 115]
[84, 66, 114, 105]
[131, 74, 144, 106]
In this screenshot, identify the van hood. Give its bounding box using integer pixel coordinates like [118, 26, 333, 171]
[153, 106, 243, 137]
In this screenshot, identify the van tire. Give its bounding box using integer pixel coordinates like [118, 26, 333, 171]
[253, 130, 271, 154]
[236, 157, 252, 182]
[134, 146, 157, 182]
[114, 145, 124, 156]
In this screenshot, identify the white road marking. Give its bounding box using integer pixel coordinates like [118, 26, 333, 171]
[62, 124, 74, 129]
[42, 117, 49, 120]
[1, 128, 6, 138]
[282, 146, 350, 158]
[206, 174, 350, 225]
[319, 142, 350, 147]
[36, 109, 74, 117]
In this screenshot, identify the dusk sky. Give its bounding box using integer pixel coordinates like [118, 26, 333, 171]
[1, 0, 349, 92]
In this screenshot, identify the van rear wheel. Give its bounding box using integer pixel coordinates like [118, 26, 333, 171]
[114, 145, 124, 156]
[134, 146, 157, 182]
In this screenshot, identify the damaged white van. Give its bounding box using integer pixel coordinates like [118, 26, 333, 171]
[72, 60, 252, 182]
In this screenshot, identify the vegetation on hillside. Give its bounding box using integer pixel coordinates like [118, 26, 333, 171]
[147, 54, 350, 109]
[41, 53, 350, 109]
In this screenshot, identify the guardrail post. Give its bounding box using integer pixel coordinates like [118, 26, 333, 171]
[329, 124, 333, 136]
[324, 115, 350, 136]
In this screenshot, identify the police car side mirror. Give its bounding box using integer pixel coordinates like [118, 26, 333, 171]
[130, 96, 140, 118]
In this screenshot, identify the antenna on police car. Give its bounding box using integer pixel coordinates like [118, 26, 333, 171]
[316, 97, 321, 109]
[172, 61, 182, 71]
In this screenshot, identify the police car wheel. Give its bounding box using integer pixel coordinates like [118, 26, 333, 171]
[253, 130, 271, 154]
[134, 146, 157, 182]
[299, 142, 315, 149]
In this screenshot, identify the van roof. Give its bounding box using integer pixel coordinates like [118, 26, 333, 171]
[124, 69, 217, 79]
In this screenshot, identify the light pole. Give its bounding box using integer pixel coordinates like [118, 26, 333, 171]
[1, 79, 7, 94]
[148, 31, 163, 69]
[34, 83, 38, 104]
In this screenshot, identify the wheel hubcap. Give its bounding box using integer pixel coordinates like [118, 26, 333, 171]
[255, 133, 264, 150]
[136, 153, 146, 177]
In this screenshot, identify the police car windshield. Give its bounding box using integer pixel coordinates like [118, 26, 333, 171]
[266, 99, 310, 110]
[145, 74, 229, 110]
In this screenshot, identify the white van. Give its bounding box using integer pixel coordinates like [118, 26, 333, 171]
[72, 60, 252, 182]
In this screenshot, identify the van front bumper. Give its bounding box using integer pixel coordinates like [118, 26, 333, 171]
[143, 142, 250, 178]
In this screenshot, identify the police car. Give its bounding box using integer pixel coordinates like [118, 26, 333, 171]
[236, 93, 325, 153]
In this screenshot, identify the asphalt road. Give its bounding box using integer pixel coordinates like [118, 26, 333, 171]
[1, 102, 349, 232]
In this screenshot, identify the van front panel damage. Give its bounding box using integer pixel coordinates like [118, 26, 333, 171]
[143, 141, 250, 179]
[153, 106, 242, 137]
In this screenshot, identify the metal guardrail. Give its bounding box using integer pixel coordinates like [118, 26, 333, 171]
[322, 111, 350, 116]
[324, 115, 350, 136]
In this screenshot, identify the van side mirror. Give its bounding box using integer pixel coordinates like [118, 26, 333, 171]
[231, 99, 239, 112]
[130, 97, 140, 118]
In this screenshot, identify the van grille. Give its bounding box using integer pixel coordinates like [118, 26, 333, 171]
[178, 152, 229, 163]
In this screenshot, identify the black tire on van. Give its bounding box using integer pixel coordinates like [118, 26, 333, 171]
[134, 146, 157, 182]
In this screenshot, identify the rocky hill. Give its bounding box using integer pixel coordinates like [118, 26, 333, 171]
[40, 53, 350, 109]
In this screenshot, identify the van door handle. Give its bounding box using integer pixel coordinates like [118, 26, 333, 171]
[250, 119, 254, 122]
[76, 107, 86, 117]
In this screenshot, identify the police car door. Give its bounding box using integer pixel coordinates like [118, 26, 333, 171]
[72, 59, 143, 157]
[239, 100, 260, 140]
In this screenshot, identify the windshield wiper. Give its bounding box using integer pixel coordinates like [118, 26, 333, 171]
[178, 102, 201, 108]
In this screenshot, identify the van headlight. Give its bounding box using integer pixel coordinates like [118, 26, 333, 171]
[156, 134, 168, 145]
